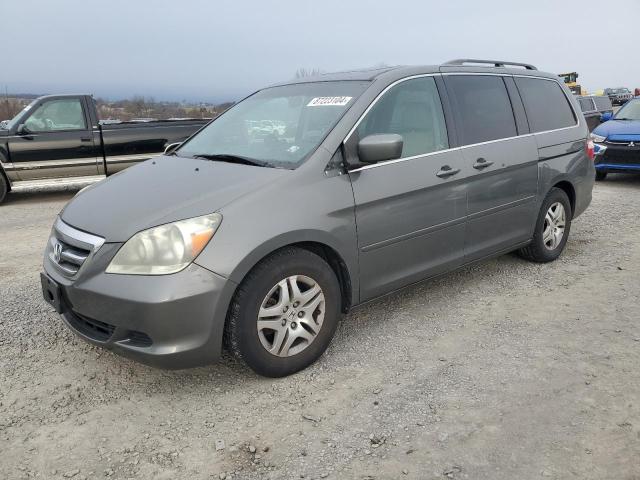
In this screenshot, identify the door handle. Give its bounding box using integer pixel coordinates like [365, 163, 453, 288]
[473, 158, 494, 169]
[436, 165, 461, 178]
[80, 137, 92, 143]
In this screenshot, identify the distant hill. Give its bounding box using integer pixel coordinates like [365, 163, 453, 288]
[4, 93, 44, 100]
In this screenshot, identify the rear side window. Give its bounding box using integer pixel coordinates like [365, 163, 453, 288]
[515, 77, 577, 132]
[594, 96, 612, 112]
[446, 75, 517, 145]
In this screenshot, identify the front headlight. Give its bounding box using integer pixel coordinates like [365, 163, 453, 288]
[106, 213, 222, 275]
[590, 133, 606, 143]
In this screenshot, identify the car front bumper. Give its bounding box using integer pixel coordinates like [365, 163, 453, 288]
[594, 142, 640, 173]
[611, 95, 632, 104]
[42, 251, 237, 369]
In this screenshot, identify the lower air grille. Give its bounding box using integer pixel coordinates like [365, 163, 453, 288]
[67, 311, 116, 342]
[126, 331, 153, 348]
[602, 145, 640, 165]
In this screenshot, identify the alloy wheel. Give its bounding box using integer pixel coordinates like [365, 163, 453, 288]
[257, 275, 325, 357]
[542, 202, 566, 250]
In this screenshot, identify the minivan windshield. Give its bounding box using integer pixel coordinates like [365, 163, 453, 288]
[177, 81, 369, 169]
[614, 99, 640, 121]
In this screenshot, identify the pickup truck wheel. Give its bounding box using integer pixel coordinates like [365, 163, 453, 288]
[518, 188, 572, 263]
[595, 171, 607, 181]
[0, 173, 8, 204]
[224, 247, 341, 378]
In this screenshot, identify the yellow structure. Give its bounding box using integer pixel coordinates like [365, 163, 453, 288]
[559, 72, 587, 95]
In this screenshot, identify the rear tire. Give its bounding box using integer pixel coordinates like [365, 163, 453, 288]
[595, 170, 608, 181]
[519, 188, 572, 263]
[224, 247, 341, 377]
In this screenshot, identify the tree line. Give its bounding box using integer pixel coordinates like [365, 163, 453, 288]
[95, 96, 235, 121]
[1, 95, 235, 122]
[0, 98, 25, 121]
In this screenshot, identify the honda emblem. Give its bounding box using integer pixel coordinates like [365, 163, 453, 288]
[53, 242, 63, 263]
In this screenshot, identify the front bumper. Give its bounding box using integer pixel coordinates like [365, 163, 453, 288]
[43, 250, 237, 369]
[611, 96, 632, 104]
[594, 142, 640, 173]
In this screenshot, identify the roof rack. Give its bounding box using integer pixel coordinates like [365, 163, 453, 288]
[444, 59, 538, 71]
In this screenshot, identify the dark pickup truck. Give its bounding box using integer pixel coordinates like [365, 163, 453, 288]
[0, 94, 208, 203]
[577, 95, 614, 131]
[604, 87, 633, 106]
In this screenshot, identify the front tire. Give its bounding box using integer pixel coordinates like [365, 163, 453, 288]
[224, 247, 341, 377]
[519, 188, 572, 263]
[595, 170, 608, 181]
[0, 172, 8, 204]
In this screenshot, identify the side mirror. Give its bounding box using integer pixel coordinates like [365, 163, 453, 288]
[357, 134, 403, 164]
[600, 112, 613, 123]
[16, 123, 31, 135]
[164, 142, 182, 155]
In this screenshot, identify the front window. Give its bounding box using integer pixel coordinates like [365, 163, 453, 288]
[614, 99, 640, 120]
[24, 99, 87, 132]
[355, 76, 449, 158]
[178, 81, 369, 169]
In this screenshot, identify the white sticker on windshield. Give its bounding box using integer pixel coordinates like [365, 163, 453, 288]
[307, 96, 352, 107]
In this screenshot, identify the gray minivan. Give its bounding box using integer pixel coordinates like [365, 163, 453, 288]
[41, 59, 595, 377]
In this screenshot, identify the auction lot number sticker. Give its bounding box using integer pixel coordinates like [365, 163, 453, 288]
[307, 96, 352, 107]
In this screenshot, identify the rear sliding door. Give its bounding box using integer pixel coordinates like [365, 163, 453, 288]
[444, 74, 539, 261]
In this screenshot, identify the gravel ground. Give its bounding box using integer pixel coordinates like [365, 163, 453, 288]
[1, 176, 639, 480]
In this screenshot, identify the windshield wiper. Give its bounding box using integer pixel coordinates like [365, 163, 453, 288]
[614, 117, 636, 121]
[191, 153, 273, 168]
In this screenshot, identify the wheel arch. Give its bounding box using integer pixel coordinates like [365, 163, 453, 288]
[223, 232, 358, 314]
[288, 241, 353, 313]
[550, 180, 576, 217]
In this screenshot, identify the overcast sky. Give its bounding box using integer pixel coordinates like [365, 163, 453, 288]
[4, 0, 636, 102]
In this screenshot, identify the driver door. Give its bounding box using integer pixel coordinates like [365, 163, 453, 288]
[346, 76, 469, 301]
[8, 97, 100, 180]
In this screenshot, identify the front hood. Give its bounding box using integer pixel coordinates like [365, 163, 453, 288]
[61, 155, 288, 242]
[593, 119, 640, 140]
[0, 129, 9, 137]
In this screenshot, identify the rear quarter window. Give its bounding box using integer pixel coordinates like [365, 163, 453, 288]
[515, 77, 577, 133]
[578, 97, 595, 113]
